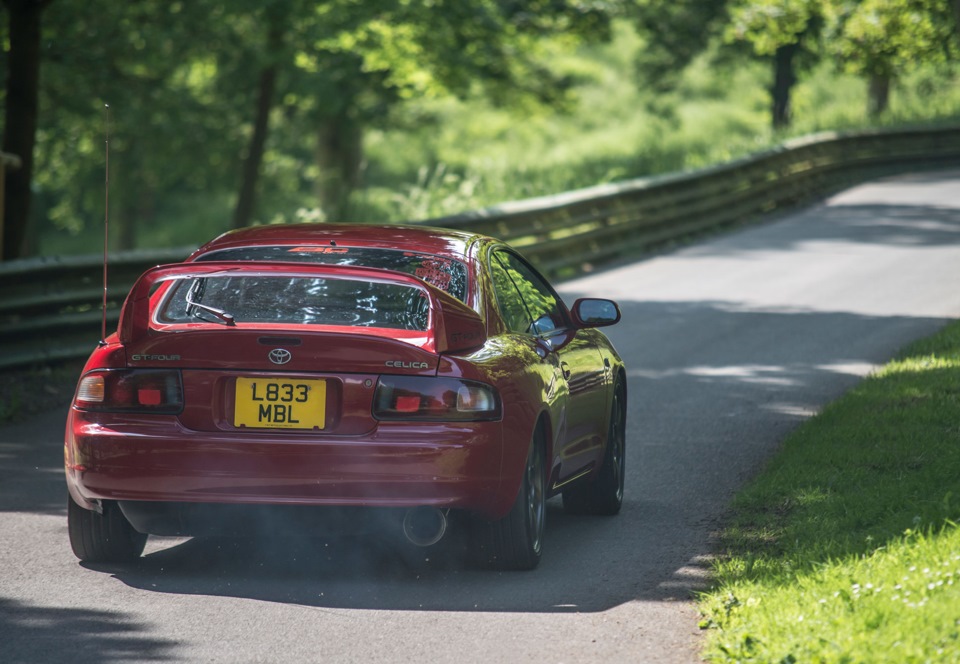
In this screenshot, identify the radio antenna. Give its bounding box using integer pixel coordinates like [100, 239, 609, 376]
[100, 103, 110, 346]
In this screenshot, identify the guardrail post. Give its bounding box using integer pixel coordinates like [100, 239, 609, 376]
[0, 151, 24, 260]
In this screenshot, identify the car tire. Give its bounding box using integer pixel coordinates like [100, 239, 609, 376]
[562, 381, 625, 516]
[471, 426, 546, 571]
[68, 495, 147, 563]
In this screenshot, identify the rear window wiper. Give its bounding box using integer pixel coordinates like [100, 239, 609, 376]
[185, 279, 236, 326]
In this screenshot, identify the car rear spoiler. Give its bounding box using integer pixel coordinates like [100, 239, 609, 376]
[117, 261, 487, 354]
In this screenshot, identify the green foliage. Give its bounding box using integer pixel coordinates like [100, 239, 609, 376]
[13, 0, 617, 253]
[8, 7, 960, 256]
[724, 0, 960, 76]
[34, 1, 253, 247]
[823, 0, 960, 77]
[352, 19, 960, 223]
[699, 319, 960, 662]
[725, 0, 821, 55]
[629, 0, 729, 92]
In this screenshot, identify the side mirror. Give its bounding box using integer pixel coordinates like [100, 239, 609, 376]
[571, 298, 621, 328]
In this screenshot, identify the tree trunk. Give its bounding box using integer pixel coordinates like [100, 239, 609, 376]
[867, 74, 891, 117]
[118, 186, 155, 250]
[771, 43, 797, 130]
[2, 0, 52, 260]
[232, 19, 282, 230]
[114, 152, 158, 251]
[117, 197, 136, 251]
[314, 112, 364, 220]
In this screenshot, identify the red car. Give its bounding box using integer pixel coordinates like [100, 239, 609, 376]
[64, 224, 625, 570]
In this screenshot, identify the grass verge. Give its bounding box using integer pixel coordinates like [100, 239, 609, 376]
[699, 320, 960, 662]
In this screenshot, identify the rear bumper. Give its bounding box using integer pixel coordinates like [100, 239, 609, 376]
[65, 409, 510, 526]
[116, 501, 422, 538]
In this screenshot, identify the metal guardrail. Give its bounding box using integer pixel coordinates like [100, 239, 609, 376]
[425, 125, 960, 274]
[2, 125, 959, 370]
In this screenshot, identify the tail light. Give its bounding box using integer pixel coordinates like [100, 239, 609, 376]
[74, 369, 183, 414]
[373, 376, 501, 421]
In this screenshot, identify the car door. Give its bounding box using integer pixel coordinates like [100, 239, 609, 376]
[488, 249, 609, 488]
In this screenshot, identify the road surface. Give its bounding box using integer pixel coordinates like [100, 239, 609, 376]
[2, 170, 960, 663]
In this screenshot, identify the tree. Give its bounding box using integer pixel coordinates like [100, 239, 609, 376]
[724, 0, 959, 121]
[5, 0, 619, 254]
[224, 0, 619, 224]
[629, 0, 730, 94]
[822, 0, 960, 116]
[629, 0, 821, 129]
[263, 0, 618, 220]
[231, 1, 288, 229]
[724, 0, 822, 129]
[2, 0, 53, 260]
[36, 1, 247, 250]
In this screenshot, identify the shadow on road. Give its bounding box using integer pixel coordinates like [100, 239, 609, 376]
[0, 410, 69, 516]
[76, 496, 712, 614]
[0, 300, 951, 616]
[0, 597, 179, 664]
[683, 201, 960, 257]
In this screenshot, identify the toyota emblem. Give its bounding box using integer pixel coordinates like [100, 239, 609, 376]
[268, 348, 292, 365]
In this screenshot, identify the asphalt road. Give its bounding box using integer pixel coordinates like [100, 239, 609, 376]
[3, 170, 960, 663]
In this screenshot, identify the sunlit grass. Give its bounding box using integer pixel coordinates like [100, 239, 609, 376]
[699, 321, 960, 662]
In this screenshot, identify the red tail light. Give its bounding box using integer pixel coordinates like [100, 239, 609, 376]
[373, 376, 501, 421]
[75, 369, 183, 414]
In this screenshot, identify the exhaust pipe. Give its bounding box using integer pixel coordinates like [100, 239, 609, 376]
[402, 507, 448, 547]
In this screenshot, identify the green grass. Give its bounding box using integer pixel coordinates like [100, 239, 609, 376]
[699, 321, 960, 662]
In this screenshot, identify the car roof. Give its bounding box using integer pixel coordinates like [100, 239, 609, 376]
[193, 223, 485, 261]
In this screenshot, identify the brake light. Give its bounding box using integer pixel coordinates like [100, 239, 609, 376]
[373, 376, 501, 421]
[395, 395, 422, 413]
[75, 369, 183, 414]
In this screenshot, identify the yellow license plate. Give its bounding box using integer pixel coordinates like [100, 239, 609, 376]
[234, 378, 327, 429]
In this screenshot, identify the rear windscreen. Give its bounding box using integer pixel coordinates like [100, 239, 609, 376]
[196, 246, 468, 303]
[157, 276, 430, 330]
